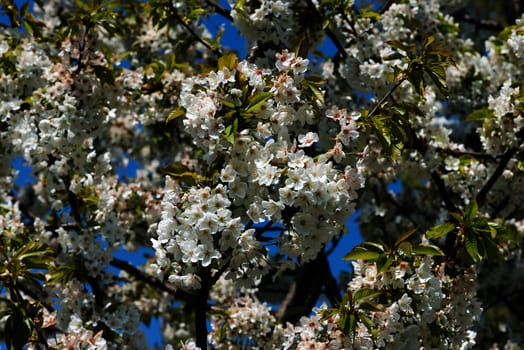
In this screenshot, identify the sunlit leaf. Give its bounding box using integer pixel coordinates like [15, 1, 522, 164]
[343, 246, 381, 261]
[412, 244, 445, 256]
[426, 222, 455, 239]
[245, 92, 273, 113]
[352, 288, 382, 304]
[394, 227, 418, 248]
[166, 107, 185, 123]
[218, 52, 238, 71]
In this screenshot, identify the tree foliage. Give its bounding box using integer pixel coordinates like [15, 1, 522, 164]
[1, 0, 524, 349]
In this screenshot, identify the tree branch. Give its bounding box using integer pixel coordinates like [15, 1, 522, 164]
[368, 78, 405, 119]
[110, 257, 191, 301]
[304, 0, 348, 60]
[476, 129, 524, 207]
[379, 0, 396, 14]
[475, 147, 519, 208]
[276, 252, 340, 323]
[205, 0, 233, 22]
[452, 12, 504, 31]
[367, 76, 458, 213]
[435, 147, 498, 162]
[173, 11, 220, 54]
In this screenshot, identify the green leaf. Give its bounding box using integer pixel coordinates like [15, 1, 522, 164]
[423, 35, 436, 48]
[5, 310, 32, 350]
[343, 246, 381, 261]
[464, 234, 482, 262]
[377, 254, 393, 273]
[426, 66, 448, 95]
[397, 241, 412, 257]
[15, 241, 54, 262]
[412, 244, 445, 256]
[426, 222, 455, 239]
[352, 288, 382, 304]
[339, 312, 356, 335]
[466, 107, 493, 121]
[245, 92, 273, 113]
[223, 117, 238, 144]
[480, 235, 501, 261]
[157, 163, 212, 185]
[166, 107, 185, 123]
[388, 40, 408, 51]
[303, 76, 326, 86]
[359, 242, 386, 253]
[209, 307, 230, 317]
[407, 69, 424, 95]
[394, 227, 418, 248]
[464, 199, 478, 221]
[449, 212, 463, 223]
[383, 52, 405, 61]
[217, 52, 238, 71]
[48, 264, 77, 284]
[303, 82, 325, 105]
[358, 312, 375, 332]
[360, 7, 380, 20]
[517, 160, 524, 172]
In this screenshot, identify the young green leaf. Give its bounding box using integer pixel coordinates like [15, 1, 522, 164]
[426, 222, 455, 239]
[166, 107, 185, 123]
[464, 234, 482, 262]
[412, 244, 445, 256]
[343, 246, 381, 261]
[245, 92, 273, 113]
[352, 288, 382, 304]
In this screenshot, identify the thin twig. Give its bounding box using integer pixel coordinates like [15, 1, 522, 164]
[379, 0, 396, 14]
[173, 11, 220, 54]
[452, 12, 504, 31]
[205, 0, 233, 22]
[110, 257, 190, 301]
[304, 0, 348, 60]
[475, 147, 519, 207]
[476, 128, 524, 207]
[435, 147, 498, 162]
[368, 78, 405, 118]
[367, 77, 458, 213]
[74, 23, 93, 74]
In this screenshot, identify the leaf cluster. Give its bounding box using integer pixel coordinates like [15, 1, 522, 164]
[425, 199, 517, 265]
[0, 235, 55, 349]
[386, 35, 454, 96]
[344, 227, 444, 273]
[321, 288, 381, 340]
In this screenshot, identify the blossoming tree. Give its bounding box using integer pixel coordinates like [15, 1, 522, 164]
[1, 0, 524, 348]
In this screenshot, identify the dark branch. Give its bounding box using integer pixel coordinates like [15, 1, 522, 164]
[476, 129, 524, 207]
[110, 257, 191, 301]
[453, 13, 504, 31]
[435, 147, 498, 162]
[475, 147, 519, 208]
[276, 252, 341, 323]
[368, 78, 405, 119]
[173, 11, 220, 54]
[205, 0, 233, 22]
[379, 0, 396, 14]
[304, 0, 348, 60]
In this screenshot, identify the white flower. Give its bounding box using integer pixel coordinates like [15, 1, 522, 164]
[298, 132, 319, 148]
[398, 293, 414, 314]
[220, 164, 237, 182]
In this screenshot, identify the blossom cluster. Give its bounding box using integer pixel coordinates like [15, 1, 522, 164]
[152, 50, 365, 290]
[346, 257, 481, 349]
